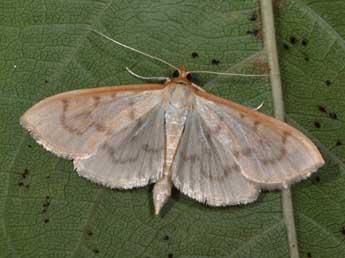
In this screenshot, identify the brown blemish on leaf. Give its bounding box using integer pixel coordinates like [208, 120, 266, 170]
[318, 105, 327, 113]
[246, 54, 270, 74]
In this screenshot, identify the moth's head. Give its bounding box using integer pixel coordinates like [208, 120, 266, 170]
[172, 65, 193, 83]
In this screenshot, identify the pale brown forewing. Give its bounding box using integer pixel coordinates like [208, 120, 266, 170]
[20, 84, 165, 159]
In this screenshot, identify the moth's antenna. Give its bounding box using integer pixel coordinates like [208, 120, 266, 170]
[90, 30, 179, 71]
[188, 70, 269, 77]
[126, 67, 169, 82]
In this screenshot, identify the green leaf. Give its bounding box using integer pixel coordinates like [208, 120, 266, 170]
[276, 1, 345, 257]
[0, 0, 343, 257]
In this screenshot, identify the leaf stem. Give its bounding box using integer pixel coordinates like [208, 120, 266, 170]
[259, 1, 300, 258]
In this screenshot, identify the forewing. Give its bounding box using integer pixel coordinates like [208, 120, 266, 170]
[195, 91, 325, 189]
[20, 84, 165, 159]
[74, 105, 165, 189]
[171, 109, 259, 206]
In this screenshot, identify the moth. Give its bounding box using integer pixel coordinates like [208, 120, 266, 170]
[20, 31, 324, 214]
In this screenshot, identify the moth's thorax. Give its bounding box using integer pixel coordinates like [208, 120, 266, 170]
[167, 83, 194, 109]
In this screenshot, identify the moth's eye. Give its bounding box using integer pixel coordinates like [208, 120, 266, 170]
[186, 73, 193, 81]
[172, 70, 179, 78]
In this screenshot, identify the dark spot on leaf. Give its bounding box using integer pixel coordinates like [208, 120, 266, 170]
[336, 140, 342, 146]
[340, 226, 345, 235]
[249, 14, 257, 21]
[211, 59, 220, 65]
[283, 43, 289, 50]
[325, 80, 331, 86]
[163, 235, 169, 241]
[44, 79, 48, 83]
[87, 229, 93, 237]
[315, 176, 320, 182]
[307, 252, 312, 257]
[18, 182, 24, 186]
[289, 36, 297, 44]
[304, 56, 309, 62]
[318, 105, 327, 113]
[21, 169, 29, 178]
[247, 29, 259, 37]
[42, 196, 50, 213]
[93, 248, 100, 254]
[168, 254, 173, 258]
[27, 144, 32, 148]
[191, 52, 199, 58]
[329, 112, 337, 120]
[314, 121, 321, 128]
[301, 38, 308, 46]
[44, 218, 49, 223]
[172, 70, 179, 78]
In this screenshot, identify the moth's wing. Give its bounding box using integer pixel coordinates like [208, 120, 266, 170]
[194, 91, 325, 189]
[20, 84, 165, 159]
[171, 109, 259, 206]
[74, 105, 165, 189]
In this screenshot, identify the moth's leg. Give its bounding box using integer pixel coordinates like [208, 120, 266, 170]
[253, 101, 264, 111]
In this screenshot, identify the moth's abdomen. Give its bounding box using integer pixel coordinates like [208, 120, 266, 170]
[152, 84, 190, 214]
[165, 106, 188, 170]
